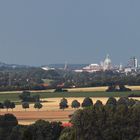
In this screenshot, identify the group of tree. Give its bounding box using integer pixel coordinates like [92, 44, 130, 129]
[106, 85, 132, 92]
[60, 97, 140, 140]
[0, 67, 64, 91]
[19, 91, 40, 102]
[0, 100, 43, 112]
[46, 69, 140, 90]
[0, 100, 15, 111]
[1, 67, 140, 91]
[0, 114, 63, 140]
[59, 97, 94, 110]
[21, 101, 43, 111]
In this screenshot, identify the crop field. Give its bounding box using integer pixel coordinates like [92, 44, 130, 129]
[0, 90, 140, 103]
[0, 86, 140, 125]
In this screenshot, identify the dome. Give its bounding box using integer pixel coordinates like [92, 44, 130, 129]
[104, 54, 111, 65]
[103, 54, 112, 70]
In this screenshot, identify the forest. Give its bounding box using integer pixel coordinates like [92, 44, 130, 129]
[0, 67, 140, 91]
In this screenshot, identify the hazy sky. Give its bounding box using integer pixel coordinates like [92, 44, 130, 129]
[0, 0, 140, 66]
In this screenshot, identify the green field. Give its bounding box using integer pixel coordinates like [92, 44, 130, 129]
[0, 91, 140, 103]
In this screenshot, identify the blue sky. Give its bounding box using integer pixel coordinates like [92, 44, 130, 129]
[0, 0, 139, 66]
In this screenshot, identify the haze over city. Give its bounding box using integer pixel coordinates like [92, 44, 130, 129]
[0, 0, 140, 66]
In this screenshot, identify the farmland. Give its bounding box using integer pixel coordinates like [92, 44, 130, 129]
[0, 86, 140, 124]
[0, 90, 140, 103]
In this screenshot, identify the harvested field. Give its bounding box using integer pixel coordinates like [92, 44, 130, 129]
[0, 110, 74, 125]
[67, 87, 108, 92]
[1, 97, 140, 125]
[126, 86, 140, 91]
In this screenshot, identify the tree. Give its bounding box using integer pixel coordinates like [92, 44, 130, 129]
[70, 99, 140, 140]
[61, 98, 68, 104]
[10, 102, 16, 111]
[81, 97, 93, 108]
[51, 121, 63, 140]
[59, 127, 76, 140]
[34, 102, 43, 111]
[71, 100, 80, 109]
[117, 97, 129, 106]
[0, 114, 18, 127]
[23, 120, 63, 140]
[8, 125, 27, 140]
[22, 102, 29, 111]
[0, 114, 18, 139]
[127, 98, 136, 107]
[94, 100, 103, 108]
[3, 100, 11, 111]
[19, 91, 31, 102]
[0, 103, 4, 111]
[106, 97, 117, 106]
[59, 98, 68, 110]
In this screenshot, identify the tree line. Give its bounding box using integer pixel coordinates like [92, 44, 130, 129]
[0, 100, 43, 112]
[0, 97, 94, 112]
[0, 67, 140, 91]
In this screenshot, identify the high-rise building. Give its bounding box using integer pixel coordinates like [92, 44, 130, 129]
[128, 57, 138, 68]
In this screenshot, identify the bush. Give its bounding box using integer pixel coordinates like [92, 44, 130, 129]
[54, 88, 68, 92]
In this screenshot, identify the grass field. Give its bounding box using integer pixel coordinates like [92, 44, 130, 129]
[1, 85, 140, 102]
[0, 90, 140, 103]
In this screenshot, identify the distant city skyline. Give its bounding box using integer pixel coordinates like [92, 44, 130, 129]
[0, 1, 140, 66]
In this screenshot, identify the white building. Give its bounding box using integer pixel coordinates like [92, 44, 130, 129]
[42, 66, 55, 71]
[82, 64, 102, 72]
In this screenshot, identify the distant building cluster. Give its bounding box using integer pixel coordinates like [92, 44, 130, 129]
[41, 54, 140, 75]
[75, 55, 140, 74]
[75, 54, 113, 73]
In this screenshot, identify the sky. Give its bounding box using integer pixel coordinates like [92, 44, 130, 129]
[0, 0, 140, 66]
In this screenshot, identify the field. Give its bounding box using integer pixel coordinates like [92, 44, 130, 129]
[1, 96, 140, 125]
[1, 86, 140, 124]
[0, 90, 140, 103]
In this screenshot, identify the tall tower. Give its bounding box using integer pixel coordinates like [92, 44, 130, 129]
[64, 61, 68, 70]
[134, 57, 138, 68]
